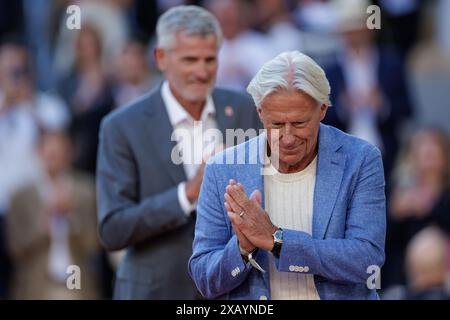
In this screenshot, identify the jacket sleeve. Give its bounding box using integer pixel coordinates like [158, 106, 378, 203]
[188, 162, 253, 299]
[96, 116, 190, 251]
[274, 146, 386, 284]
[6, 188, 48, 261]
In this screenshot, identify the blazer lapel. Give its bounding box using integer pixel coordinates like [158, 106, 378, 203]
[312, 124, 346, 239]
[248, 131, 266, 209]
[143, 88, 186, 184]
[245, 133, 271, 287]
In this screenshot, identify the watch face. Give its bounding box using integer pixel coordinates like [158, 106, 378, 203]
[274, 229, 283, 242]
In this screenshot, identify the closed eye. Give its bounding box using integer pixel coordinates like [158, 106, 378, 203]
[293, 122, 306, 128]
[182, 57, 198, 63]
[271, 122, 284, 128]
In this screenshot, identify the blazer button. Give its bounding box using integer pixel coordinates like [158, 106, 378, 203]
[304, 266, 309, 272]
[294, 266, 300, 272]
[289, 265, 295, 272]
[259, 295, 268, 300]
[298, 266, 304, 272]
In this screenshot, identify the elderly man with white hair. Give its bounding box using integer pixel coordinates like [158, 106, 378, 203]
[189, 51, 386, 300]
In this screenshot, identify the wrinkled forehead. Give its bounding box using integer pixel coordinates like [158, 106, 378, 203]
[261, 88, 319, 109]
[166, 32, 219, 51]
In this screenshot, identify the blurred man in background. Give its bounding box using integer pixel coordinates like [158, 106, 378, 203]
[96, 5, 261, 299]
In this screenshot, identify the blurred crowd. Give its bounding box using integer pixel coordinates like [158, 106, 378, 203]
[0, 0, 449, 300]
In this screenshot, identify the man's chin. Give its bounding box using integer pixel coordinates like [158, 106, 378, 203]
[183, 90, 211, 103]
[281, 150, 303, 159]
[271, 154, 302, 166]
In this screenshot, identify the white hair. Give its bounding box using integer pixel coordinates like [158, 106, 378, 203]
[156, 5, 222, 49]
[247, 51, 331, 108]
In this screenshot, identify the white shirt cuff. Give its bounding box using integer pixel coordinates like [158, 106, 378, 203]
[178, 182, 196, 216]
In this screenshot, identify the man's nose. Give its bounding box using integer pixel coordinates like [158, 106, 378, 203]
[281, 137, 296, 148]
[193, 63, 210, 81]
[280, 124, 296, 146]
[281, 134, 295, 147]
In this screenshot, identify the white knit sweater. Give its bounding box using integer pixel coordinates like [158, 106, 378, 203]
[264, 155, 320, 300]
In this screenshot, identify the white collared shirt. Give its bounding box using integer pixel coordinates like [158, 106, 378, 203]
[161, 81, 219, 215]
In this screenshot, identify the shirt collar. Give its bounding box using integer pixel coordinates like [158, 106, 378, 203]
[161, 81, 215, 126]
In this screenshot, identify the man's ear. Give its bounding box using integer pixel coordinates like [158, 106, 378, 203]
[257, 107, 263, 123]
[319, 104, 328, 121]
[154, 48, 166, 72]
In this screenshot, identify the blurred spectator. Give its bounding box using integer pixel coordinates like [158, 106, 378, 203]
[383, 128, 450, 288]
[406, 1, 450, 137]
[0, 40, 69, 298]
[58, 23, 117, 293]
[405, 227, 450, 299]
[205, 0, 272, 91]
[53, 0, 128, 78]
[293, 0, 340, 63]
[295, 0, 336, 32]
[323, 0, 413, 177]
[6, 130, 101, 299]
[113, 38, 160, 108]
[58, 25, 114, 175]
[383, 227, 450, 299]
[374, 0, 424, 57]
[254, 0, 305, 53]
[0, 39, 69, 131]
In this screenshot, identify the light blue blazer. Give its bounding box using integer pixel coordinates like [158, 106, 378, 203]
[188, 123, 386, 300]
